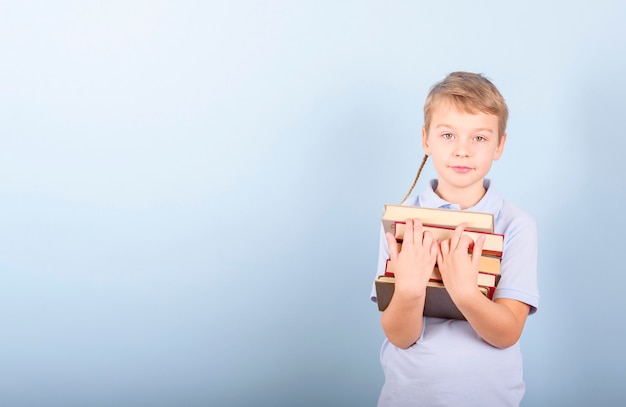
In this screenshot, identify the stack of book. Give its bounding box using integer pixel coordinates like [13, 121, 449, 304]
[375, 204, 503, 320]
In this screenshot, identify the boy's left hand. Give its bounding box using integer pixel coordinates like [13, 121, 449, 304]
[437, 223, 486, 299]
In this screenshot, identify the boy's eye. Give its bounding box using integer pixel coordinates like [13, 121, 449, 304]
[442, 133, 454, 140]
[474, 135, 486, 142]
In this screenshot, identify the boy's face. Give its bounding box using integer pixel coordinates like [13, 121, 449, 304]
[422, 102, 506, 199]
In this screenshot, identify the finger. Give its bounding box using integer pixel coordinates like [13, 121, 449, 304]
[402, 218, 414, 246]
[439, 238, 450, 256]
[422, 229, 433, 247]
[429, 236, 439, 260]
[437, 240, 446, 265]
[450, 222, 468, 249]
[385, 232, 399, 261]
[412, 219, 424, 244]
[456, 234, 475, 255]
[471, 235, 486, 268]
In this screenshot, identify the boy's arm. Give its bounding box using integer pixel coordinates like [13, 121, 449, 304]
[380, 281, 427, 349]
[380, 219, 438, 349]
[457, 296, 529, 348]
[438, 224, 530, 348]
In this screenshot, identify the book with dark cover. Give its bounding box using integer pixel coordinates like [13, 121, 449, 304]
[375, 276, 492, 320]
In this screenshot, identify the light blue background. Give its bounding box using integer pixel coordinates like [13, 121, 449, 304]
[1, 1, 625, 406]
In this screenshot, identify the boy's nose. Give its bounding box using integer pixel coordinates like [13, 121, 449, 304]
[454, 141, 470, 157]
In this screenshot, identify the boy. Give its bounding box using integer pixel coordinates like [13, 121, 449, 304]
[371, 72, 538, 406]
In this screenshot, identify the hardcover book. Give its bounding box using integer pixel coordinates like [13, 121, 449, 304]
[375, 275, 494, 320]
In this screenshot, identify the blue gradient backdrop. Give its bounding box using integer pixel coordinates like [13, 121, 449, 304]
[1, 1, 625, 406]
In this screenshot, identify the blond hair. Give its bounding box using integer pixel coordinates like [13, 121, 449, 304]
[400, 72, 508, 204]
[424, 71, 508, 137]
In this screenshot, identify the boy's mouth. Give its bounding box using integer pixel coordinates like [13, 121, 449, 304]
[450, 166, 473, 174]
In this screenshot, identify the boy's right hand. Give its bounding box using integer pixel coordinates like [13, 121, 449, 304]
[386, 218, 439, 299]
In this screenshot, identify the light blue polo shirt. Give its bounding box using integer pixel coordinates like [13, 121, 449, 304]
[371, 179, 539, 407]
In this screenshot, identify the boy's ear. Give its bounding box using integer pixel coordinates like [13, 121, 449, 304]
[421, 126, 431, 155]
[493, 132, 507, 160]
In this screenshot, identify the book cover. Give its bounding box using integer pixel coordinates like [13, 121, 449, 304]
[375, 276, 493, 320]
[383, 204, 494, 234]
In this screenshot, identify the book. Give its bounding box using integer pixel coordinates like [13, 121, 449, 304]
[375, 275, 492, 319]
[384, 259, 501, 289]
[394, 222, 504, 258]
[477, 254, 501, 275]
[375, 204, 503, 320]
[382, 204, 494, 235]
[396, 243, 501, 275]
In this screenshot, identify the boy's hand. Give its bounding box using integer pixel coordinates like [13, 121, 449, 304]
[437, 223, 486, 299]
[386, 218, 438, 298]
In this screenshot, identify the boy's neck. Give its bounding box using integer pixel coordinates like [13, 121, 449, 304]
[434, 180, 487, 210]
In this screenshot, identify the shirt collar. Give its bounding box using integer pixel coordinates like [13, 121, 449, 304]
[409, 179, 503, 217]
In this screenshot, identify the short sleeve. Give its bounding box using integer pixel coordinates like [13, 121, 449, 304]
[494, 206, 539, 314]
